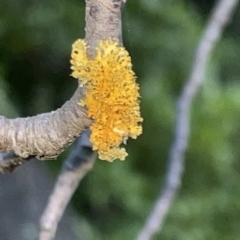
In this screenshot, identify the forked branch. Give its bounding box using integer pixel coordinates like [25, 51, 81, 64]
[0, 0, 125, 173]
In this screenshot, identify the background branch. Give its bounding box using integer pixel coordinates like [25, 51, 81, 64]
[39, 131, 96, 240]
[135, 0, 239, 239]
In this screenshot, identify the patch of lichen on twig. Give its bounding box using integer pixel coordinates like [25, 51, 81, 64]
[71, 39, 142, 161]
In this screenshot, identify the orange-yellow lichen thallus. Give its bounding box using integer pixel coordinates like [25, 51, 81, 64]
[71, 39, 143, 162]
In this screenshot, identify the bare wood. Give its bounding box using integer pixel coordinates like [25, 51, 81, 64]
[135, 0, 239, 239]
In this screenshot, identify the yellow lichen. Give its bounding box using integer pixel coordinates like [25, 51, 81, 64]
[70, 39, 143, 161]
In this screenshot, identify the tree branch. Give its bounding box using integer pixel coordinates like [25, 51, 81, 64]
[39, 131, 96, 240]
[0, 0, 125, 172]
[0, 70, 90, 160]
[135, 0, 239, 239]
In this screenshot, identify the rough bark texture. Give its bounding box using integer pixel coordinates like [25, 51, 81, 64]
[0, 0, 124, 171]
[85, 0, 123, 57]
[0, 88, 90, 160]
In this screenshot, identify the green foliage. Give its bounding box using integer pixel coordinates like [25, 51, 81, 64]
[1, 0, 240, 239]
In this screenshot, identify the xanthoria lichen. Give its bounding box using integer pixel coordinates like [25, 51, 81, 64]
[71, 39, 143, 162]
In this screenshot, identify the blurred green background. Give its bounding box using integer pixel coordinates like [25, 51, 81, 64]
[1, 0, 240, 239]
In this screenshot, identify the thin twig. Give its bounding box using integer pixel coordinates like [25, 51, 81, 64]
[136, 0, 239, 239]
[39, 130, 96, 240]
